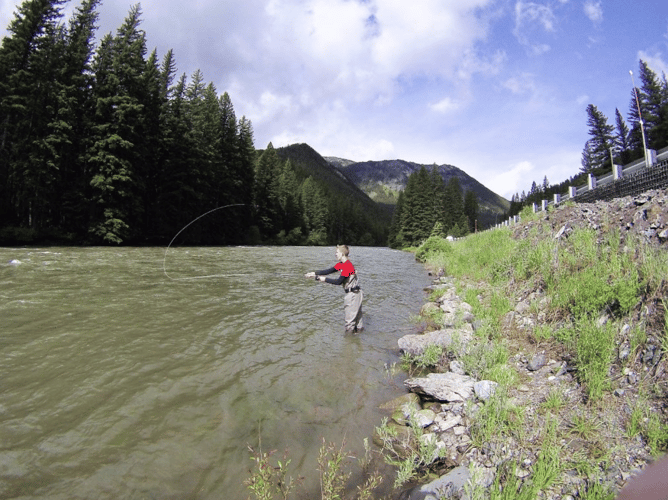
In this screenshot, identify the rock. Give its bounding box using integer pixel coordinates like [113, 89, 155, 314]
[420, 302, 440, 316]
[527, 353, 547, 371]
[379, 393, 421, 412]
[474, 380, 498, 401]
[372, 422, 413, 456]
[406, 465, 470, 500]
[398, 329, 460, 356]
[515, 301, 531, 314]
[461, 311, 475, 323]
[501, 311, 516, 328]
[449, 360, 466, 375]
[433, 414, 462, 432]
[414, 409, 436, 428]
[555, 224, 570, 239]
[405, 372, 475, 402]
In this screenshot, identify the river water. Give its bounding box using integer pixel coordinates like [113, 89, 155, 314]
[0, 246, 430, 499]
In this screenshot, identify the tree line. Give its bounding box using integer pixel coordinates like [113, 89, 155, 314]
[507, 59, 668, 217]
[0, 0, 387, 246]
[388, 166, 478, 248]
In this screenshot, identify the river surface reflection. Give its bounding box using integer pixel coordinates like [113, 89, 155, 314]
[0, 246, 430, 499]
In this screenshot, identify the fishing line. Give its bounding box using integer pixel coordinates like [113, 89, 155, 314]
[163, 203, 249, 281]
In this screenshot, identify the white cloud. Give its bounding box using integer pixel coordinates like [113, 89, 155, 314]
[513, 1, 557, 54]
[490, 160, 535, 198]
[503, 73, 537, 95]
[430, 96, 464, 114]
[583, 0, 603, 25]
[638, 51, 668, 78]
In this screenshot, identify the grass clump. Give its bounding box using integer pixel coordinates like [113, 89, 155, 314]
[245, 437, 382, 500]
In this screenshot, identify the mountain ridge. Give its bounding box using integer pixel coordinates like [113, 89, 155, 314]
[274, 143, 510, 230]
[325, 157, 510, 228]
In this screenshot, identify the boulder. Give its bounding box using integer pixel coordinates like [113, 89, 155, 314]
[474, 380, 498, 401]
[398, 330, 458, 356]
[405, 372, 475, 403]
[406, 465, 471, 500]
[527, 353, 547, 371]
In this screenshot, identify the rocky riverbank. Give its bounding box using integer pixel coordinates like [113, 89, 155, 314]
[374, 191, 668, 500]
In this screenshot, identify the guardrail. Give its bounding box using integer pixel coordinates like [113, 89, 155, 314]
[493, 145, 668, 229]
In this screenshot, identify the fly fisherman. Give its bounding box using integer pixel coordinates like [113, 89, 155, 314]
[305, 245, 364, 334]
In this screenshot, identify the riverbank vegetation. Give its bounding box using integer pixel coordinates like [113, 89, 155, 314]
[0, 1, 388, 246]
[403, 203, 668, 498]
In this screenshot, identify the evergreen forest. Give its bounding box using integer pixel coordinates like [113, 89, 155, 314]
[388, 166, 478, 248]
[0, 0, 389, 246]
[507, 59, 668, 217]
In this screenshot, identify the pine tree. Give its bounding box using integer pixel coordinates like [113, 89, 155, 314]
[0, 0, 67, 230]
[87, 4, 148, 243]
[444, 177, 464, 236]
[627, 84, 647, 160]
[638, 60, 666, 150]
[463, 190, 479, 233]
[301, 176, 329, 245]
[614, 108, 632, 165]
[585, 104, 615, 172]
[388, 190, 405, 248]
[254, 143, 282, 239]
[236, 116, 256, 240]
[581, 140, 595, 174]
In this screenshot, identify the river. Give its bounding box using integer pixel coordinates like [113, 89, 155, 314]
[0, 246, 430, 499]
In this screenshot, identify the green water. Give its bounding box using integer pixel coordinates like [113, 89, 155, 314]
[0, 246, 430, 499]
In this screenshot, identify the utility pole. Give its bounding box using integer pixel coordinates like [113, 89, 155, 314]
[629, 70, 650, 168]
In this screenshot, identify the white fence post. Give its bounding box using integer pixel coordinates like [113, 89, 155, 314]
[568, 186, 577, 198]
[588, 174, 597, 190]
[613, 164, 623, 180]
[649, 149, 657, 166]
[541, 199, 549, 211]
[554, 193, 561, 205]
[532, 203, 537, 213]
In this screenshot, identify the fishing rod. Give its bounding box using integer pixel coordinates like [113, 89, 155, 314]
[163, 203, 249, 281]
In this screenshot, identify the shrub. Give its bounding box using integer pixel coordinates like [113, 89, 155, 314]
[414, 236, 452, 263]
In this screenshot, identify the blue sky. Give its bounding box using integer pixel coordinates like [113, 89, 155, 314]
[2, 0, 668, 199]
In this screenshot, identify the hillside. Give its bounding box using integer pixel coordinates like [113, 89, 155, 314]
[326, 158, 510, 229]
[393, 189, 668, 499]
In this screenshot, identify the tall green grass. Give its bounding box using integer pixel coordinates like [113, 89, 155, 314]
[413, 224, 666, 404]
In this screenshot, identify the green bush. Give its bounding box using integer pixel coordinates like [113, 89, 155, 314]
[414, 236, 452, 263]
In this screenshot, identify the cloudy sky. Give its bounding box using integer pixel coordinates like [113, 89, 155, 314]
[2, 0, 668, 199]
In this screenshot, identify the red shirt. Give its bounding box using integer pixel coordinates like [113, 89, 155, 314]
[335, 260, 355, 277]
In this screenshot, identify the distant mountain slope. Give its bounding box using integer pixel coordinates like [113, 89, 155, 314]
[273, 143, 393, 220]
[326, 158, 510, 228]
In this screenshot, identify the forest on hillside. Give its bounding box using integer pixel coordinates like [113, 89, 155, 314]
[388, 166, 478, 248]
[508, 59, 668, 217]
[0, 1, 387, 246]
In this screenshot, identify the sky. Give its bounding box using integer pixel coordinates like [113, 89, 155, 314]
[2, 1, 668, 200]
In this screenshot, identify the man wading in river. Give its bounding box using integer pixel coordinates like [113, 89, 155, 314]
[305, 245, 364, 334]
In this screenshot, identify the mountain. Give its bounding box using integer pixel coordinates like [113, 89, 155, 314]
[326, 158, 510, 228]
[272, 143, 509, 230]
[274, 144, 374, 206]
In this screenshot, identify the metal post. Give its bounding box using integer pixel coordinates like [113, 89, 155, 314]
[630, 70, 649, 169]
